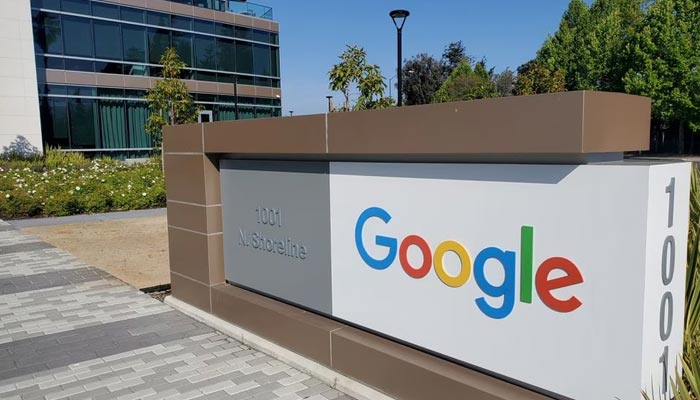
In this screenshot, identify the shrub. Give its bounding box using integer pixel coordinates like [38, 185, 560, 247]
[0, 154, 165, 219]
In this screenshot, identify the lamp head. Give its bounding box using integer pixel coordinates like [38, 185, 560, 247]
[389, 9, 410, 30]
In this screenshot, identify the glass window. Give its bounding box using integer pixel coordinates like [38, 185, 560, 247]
[252, 29, 269, 44]
[253, 44, 270, 76]
[194, 18, 215, 33]
[95, 61, 123, 74]
[238, 105, 254, 120]
[41, 98, 70, 148]
[193, 19, 214, 34]
[47, 84, 67, 95]
[237, 75, 254, 85]
[270, 33, 279, 45]
[217, 73, 234, 84]
[271, 79, 280, 88]
[235, 41, 252, 74]
[216, 23, 234, 37]
[65, 58, 94, 72]
[216, 38, 235, 73]
[171, 32, 193, 67]
[68, 98, 99, 149]
[61, 0, 90, 15]
[195, 71, 216, 82]
[123, 64, 148, 76]
[148, 28, 170, 64]
[92, 2, 119, 19]
[126, 101, 150, 148]
[147, 12, 170, 27]
[98, 100, 127, 148]
[254, 77, 271, 87]
[256, 107, 272, 119]
[126, 89, 148, 98]
[62, 16, 92, 57]
[194, 35, 215, 69]
[66, 86, 95, 96]
[180, 69, 194, 79]
[32, 0, 61, 9]
[94, 20, 122, 60]
[218, 95, 236, 104]
[271, 47, 279, 77]
[273, 108, 281, 117]
[97, 88, 125, 97]
[235, 26, 252, 40]
[238, 96, 255, 105]
[34, 13, 63, 54]
[215, 104, 236, 121]
[149, 66, 163, 77]
[120, 7, 144, 23]
[171, 15, 192, 30]
[122, 25, 147, 63]
[196, 94, 216, 102]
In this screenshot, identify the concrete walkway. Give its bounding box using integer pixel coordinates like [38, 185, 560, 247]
[0, 219, 352, 400]
[8, 208, 167, 229]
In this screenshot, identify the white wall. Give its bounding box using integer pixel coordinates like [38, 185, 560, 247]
[0, 0, 43, 155]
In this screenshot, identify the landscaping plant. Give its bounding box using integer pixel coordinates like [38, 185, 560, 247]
[0, 148, 164, 219]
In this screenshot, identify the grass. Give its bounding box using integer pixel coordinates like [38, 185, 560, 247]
[0, 148, 164, 219]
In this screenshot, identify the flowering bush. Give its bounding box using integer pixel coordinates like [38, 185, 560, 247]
[0, 155, 165, 219]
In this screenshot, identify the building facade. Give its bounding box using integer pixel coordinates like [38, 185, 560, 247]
[0, 0, 281, 157]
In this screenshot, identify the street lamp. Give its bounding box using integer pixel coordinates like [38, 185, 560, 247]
[325, 95, 333, 112]
[289, 111, 294, 117]
[389, 9, 410, 106]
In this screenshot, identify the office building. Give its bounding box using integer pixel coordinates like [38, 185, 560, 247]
[1, 0, 281, 157]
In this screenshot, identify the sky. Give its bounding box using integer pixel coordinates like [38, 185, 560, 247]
[262, 1, 575, 116]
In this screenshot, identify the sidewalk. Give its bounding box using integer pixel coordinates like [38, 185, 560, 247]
[0, 219, 353, 400]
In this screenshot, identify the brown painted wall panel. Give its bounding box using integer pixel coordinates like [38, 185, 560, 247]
[203, 114, 327, 154]
[211, 284, 344, 366]
[119, 0, 146, 8]
[331, 327, 553, 400]
[193, 6, 215, 20]
[203, 155, 222, 205]
[166, 201, 222, 234]
[171, 272, 211, 313]
[328, 92, 585, 155]
[124, 76, 152, 90]
[169, 2, 193, 17]
[64, 71, 97, 86]
[163, 154, 207, 204]
[234, 14, 255, 28]
[582, 91, 651, 152]
[95, 73, 125, 88]
[167, 227, 213, 284]
[144, 0, 170, 13]
[44, 69, 66, 84]
[162, 123, 203, 153]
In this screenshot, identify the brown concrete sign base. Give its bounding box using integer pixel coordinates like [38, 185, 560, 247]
[163, 91, 652, 399]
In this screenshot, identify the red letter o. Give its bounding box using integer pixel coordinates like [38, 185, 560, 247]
[399, 235, 432, 279]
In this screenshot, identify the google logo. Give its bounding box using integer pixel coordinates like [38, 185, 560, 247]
[354, 207, 584, 319]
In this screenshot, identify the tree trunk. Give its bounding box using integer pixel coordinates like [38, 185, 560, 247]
[169, 103, 176, 126]
[679, 121, 685, 155]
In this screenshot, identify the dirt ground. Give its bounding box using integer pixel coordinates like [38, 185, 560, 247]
[24, 216, 170, 289]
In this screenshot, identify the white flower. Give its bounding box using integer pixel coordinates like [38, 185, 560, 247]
[75, 186, 81, 191]
[142, 192, 147, 196]
[5, 194, 9, 198]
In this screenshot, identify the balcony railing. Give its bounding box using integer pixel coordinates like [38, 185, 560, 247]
[170, 0, 274, 21]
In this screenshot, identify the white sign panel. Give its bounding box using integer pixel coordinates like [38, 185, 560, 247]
[328, 162, 689, 400]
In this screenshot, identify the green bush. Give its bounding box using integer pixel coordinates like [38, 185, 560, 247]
[0, 154, 165, 219]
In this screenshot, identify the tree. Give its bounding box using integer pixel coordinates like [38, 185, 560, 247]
[432, 60, 497, 103]
[145, 48, 199, 149]
[328, 45, 393, 111]
[493, 68, 515, 97]
[442, 41, 473, 77]
[623, 0, 700, 153]
[401, 53, 445, 105]
[513, 60, 566, 95]
[536, 0, 644, 92]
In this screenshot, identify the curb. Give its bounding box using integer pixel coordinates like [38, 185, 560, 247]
[164, 295, 394, 400]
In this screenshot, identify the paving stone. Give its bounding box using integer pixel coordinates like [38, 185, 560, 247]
[0, 222, 356, 400]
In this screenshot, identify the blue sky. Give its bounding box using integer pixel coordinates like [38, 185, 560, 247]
[263, 1, 575, 115]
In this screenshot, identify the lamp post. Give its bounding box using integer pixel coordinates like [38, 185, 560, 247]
[289, 111, 294, 117]
[389, 9, 410, 106]
[325, 95, 333, 112]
